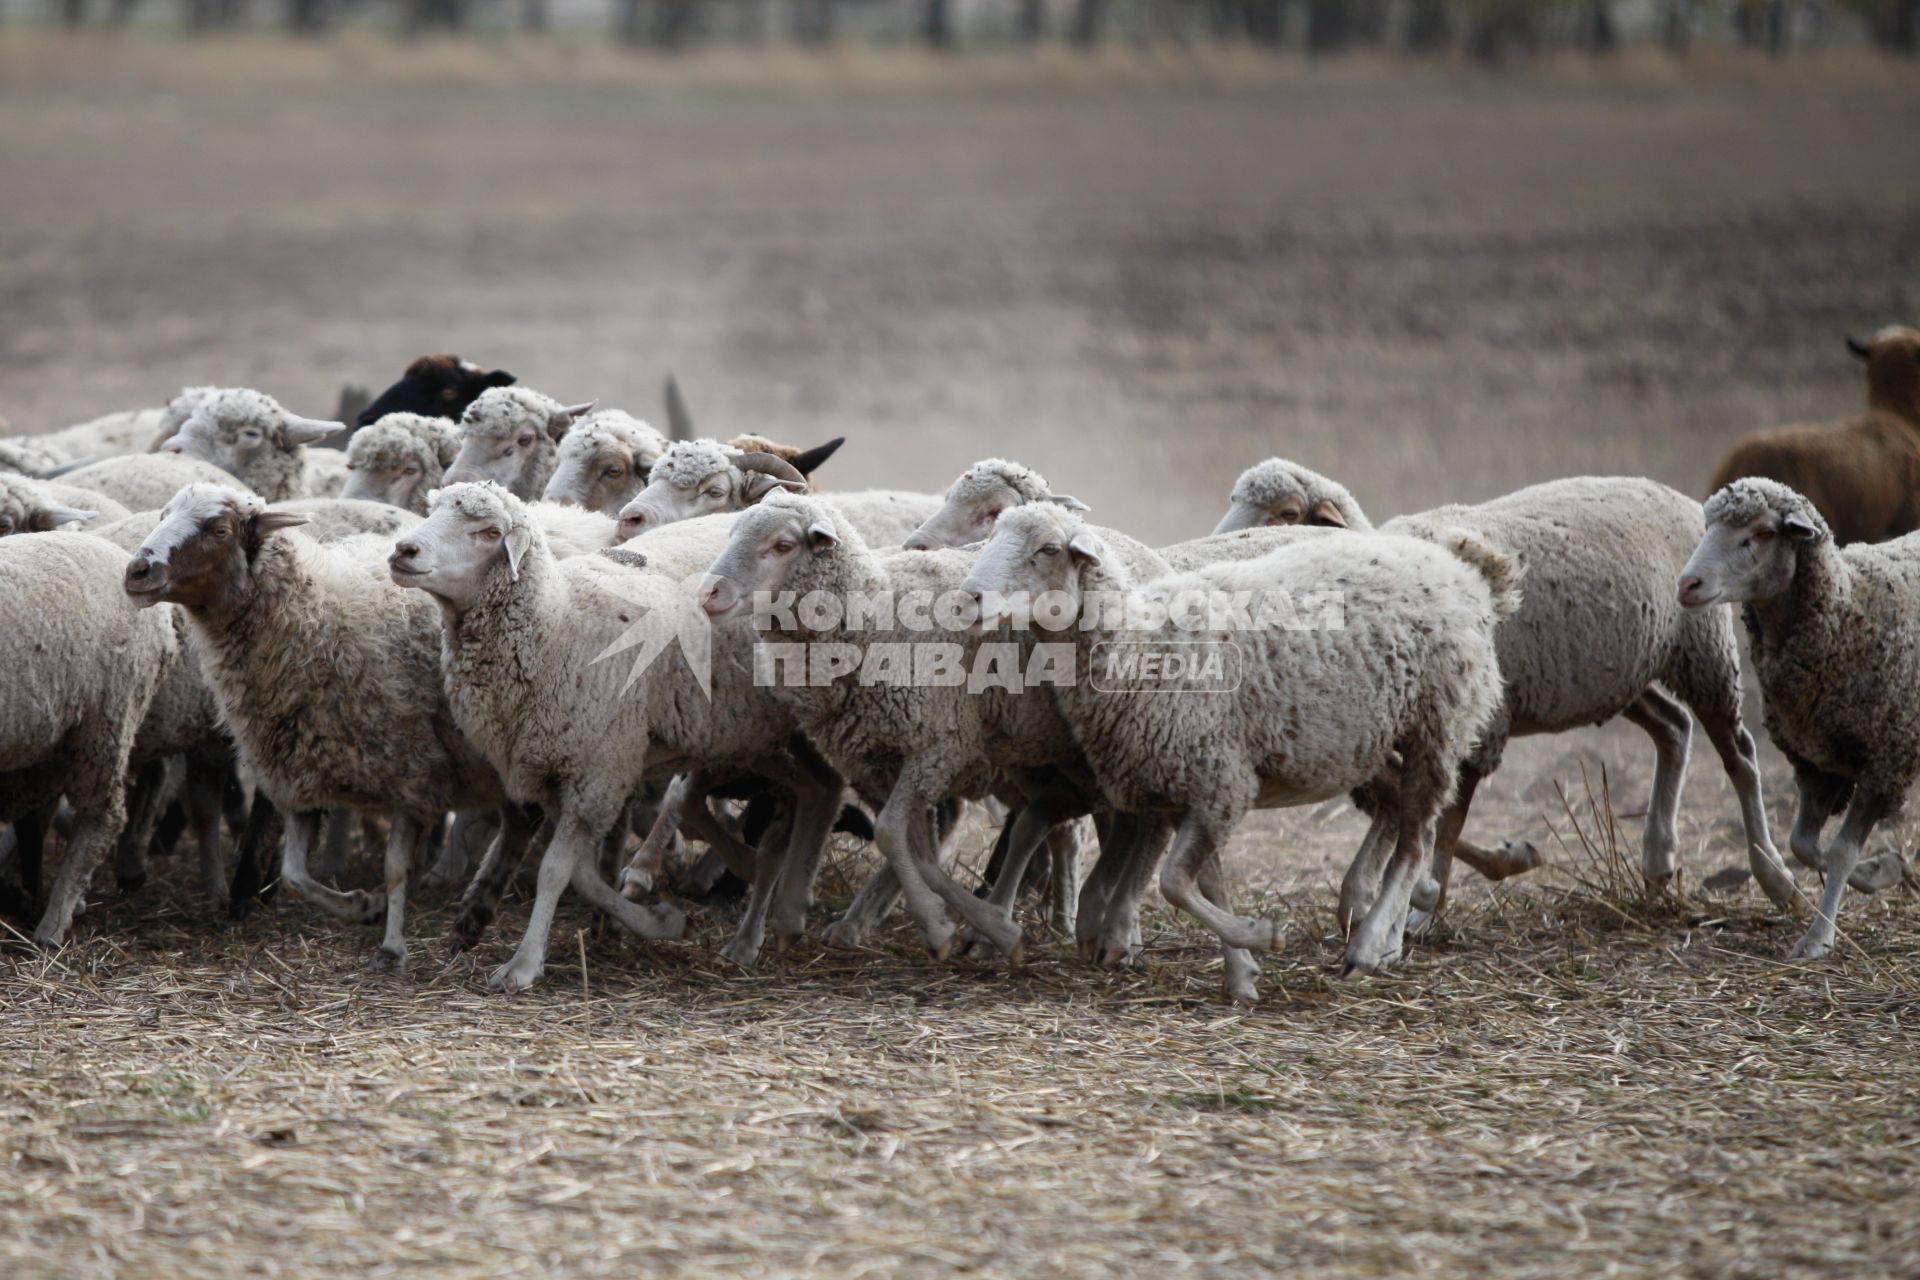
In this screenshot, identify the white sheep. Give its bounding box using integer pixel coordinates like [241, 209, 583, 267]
[1213, 461, 1802, 923]
[123, 484, 529, 970]
[1, 533, 178, 946]
[388, 482, 844, 990]
[340, 413, 463, 513]
[57, 454, 248, 515]
[541, 409, 672, 517]
[1679, 478, 1920, 959]
[900, 457, 1090, 550]
[962, 504, 1517, 984]
[616, 437, 938, 548]
[158, 387, 348, 502]
[441, 386, 597, 501]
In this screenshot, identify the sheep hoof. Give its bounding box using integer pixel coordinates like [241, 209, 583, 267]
[346, 890, 385, 927]
[487, 958, 543, 993]
[1786, 932, 1833, 962]
[1409, 876, 1441, 914]
[717, 939, 761, 970]
[823, 920, 868, 951]
[1253, 916, 1285, 953]
[1849, 851, 1907, 894]
[1007, 938, 1026, 968]
[1224, 976, 1260, 1006]
[367, 945, 406, 973]
[617, 867, 652, 903]
[1642, 870, 1680, 898]
[1095, 943, 1133, 970]
[1405, 908, 1436, 938]
[30, 924, 65, 951]
[1076, 937, 1100, 963]
[1503, 840, 1543, 872]
[925, 933, 955, 963]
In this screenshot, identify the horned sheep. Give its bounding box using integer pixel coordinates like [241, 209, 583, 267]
[541, 409, 672, 517]
[1679, 478, 1920, 960]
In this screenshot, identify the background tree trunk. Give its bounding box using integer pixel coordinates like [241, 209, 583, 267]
[1069, 0, 1105, 47]
[923, 0, 953, 49]
[1405, 0, 1449, 50]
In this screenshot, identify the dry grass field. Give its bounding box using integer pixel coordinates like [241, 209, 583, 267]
[3, 33, 1920, 1278]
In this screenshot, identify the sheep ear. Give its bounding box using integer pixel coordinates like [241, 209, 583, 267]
[1048, 493, 1091, 513]
[482, 369, 517, 389]
[791, 437, 845, 476]
[1309, 498, 1349, 529]
[805, 520, 839, 552]
[35, 506, 97, 531]
[1782, 513, 1820, 542]
[284, 415, 345, 446]
[1847, 335, 1873, 361]
[549, 401, 597, 439]
[253, 510, 313, 536]
[1066, 531, 1104, 568]
[504, 524, 532, 581]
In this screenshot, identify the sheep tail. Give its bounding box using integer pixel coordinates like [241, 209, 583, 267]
[1440, 527, 1523, 620]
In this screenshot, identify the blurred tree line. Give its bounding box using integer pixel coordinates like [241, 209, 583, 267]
[32, 0, 1920, 57]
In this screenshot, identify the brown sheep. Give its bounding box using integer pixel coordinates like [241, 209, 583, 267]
[1707, 325, 1920, 545]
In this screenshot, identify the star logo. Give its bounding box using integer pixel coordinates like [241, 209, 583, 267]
[586, 568, 715, 698]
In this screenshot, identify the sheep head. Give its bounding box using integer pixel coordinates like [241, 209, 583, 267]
[357, 353, 517, 428]
[1680, 478, 1830, 611]
[160, 387, 343, 492]
[342, 414, 459, 513]
[390, 481, 537, 613]
[0, 474, 97, 536]
[617, 439, 813, 538]
[698, 492, 845, 621]
[442, 387, 595, 499]
[1213, 458, 1369, 536]
[125, 483, 311, 612]
[962, 504, 1109, 628]
[1850, 325, 1920, 422]
[904, 458, 1086, 552]
[543, 410, 672, 518]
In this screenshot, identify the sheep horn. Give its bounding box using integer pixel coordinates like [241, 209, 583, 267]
[665, 375, 695, 443]
[1847, 335, 1873, 361]
[732, 451, 807, 488]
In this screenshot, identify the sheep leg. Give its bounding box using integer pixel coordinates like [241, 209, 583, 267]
[452, 805, 542, 950]
[1696, 712, 1800, 909]
[490, 814, 595, 994]
[681, 787, 761, 883]
[1343, 812, 1436, 977]
[1092, 814, 1175, 966]
[765, 743, 846, 948]
[719, 810, 793, 969]
[1158, 804, 1278, 956]
[280, 808, 384, 925]
[1337, 810, 1395, 932]
[183, 756, 227, 902]
[563, 820, 686, 943]
[1196, 850, 1260, 1006]
[1076, 811, 1150, 959]
[424, 810, 494, 892]
[1408, 770, 1487, 930]
[620, 775, 691, 900]
[112, 760, 166, 894]
[370, 815, 426, 972]
[959, 783, 1090, 958]
[1044, 823, 1082, 935]
[228, 793, 283, 918]
[825, 800, 961, 949]
[1, 805, 53, 918]
[35, 802, 121, 949]
[871, 789, 960, 961]
[1787, 766, 1849, 873]
[1623, 689, 1692, 889]
[1788, 791, 1892, 961]
[309, 808, 356, 884]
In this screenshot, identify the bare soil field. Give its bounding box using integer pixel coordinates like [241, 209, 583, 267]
[3, 35, 1920, 1278]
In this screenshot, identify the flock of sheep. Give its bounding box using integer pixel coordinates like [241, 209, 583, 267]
[2, 328, 1917, 1003]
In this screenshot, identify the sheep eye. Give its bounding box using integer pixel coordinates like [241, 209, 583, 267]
[516, 435, 535, 449]
[441, 388, 460, 402]
[0, 517, 13, 534]
[403, 466, 421, 477]
[603, 465, 626, 479]
[210, 522, 232, 539]
[772, 539, 795, 554]
[1037, 543, 1061, 558]
[1754, 528, 1776, 542]
[345, 461, 358, 471]
[479, 528, 503, 542]
[1280, 509, 1301, 524]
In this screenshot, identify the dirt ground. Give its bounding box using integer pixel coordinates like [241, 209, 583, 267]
[3, 33, 1920, 1279]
